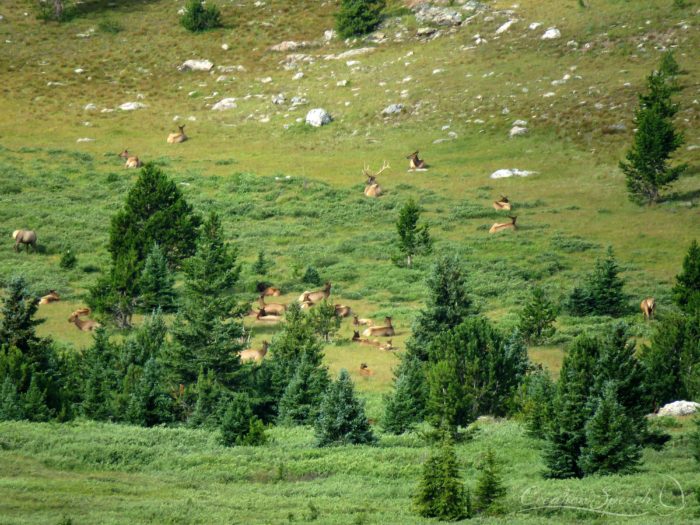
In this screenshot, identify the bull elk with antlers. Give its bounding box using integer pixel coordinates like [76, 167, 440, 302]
[493, 195, 512, 211]
[363, 161, 389, 198]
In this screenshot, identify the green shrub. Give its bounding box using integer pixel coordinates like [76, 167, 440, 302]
[335, 0, 385, 38]
[59, 248, 77, 270]
[474, 448, 507, 515]
[180, 0, 223, 32]
[302, 266, 322, 286]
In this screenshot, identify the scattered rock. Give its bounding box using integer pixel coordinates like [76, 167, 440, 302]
[337, 80, 348, 87]
[211, 98, 237, 111]
[83, 103, 97, 111]
[260, 76, 273, 84]
[603, 123, 627, 134]
[293, 72, 304, 80]
[462, 0, 488, 12]
[474, 34, 487, 45]
[327, 47, 376, 60]
[305, 108, 332, 127]
[270, 41, 310, 52]
[432, 68, 444, 75]
[512, 119, 527, 126]
[74, 68, 85, 74]
[271, 93, 286, 105]
[417, 27, 438, 37]
[509, 125, 528, 137]
[543, 92, 555, 98]
[217, 65, 245, 73]
[658, 400, 700, 417]
[179, 59, 214, 72]
[47, 81, 64, 87]
[118, 102, 147, 111]
[490, 168, 535, 179]
[221, 43, 230, 51]
[528, 22, 542, 30]
[76, 137, 95, 143]
[495, 20, 516, 34]
[541, 27, 561, 40]
[324, 29, 336, 41]
[688, 145, 699, 151]
[414, 5, 463, 26]
[76, 28, 95, 38]
[291, 96, 308, 106]
[382, 103, 404, 116]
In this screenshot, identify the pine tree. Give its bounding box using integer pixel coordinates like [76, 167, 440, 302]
[169, 212, 244, 389]
[81, 329, 118, 421]
[474, 448, 507, 515]
[252, 249, 269, 275]
[188, 368, 226, 428]
[672, 240, 700, 314]
[220, 392, 266, 446]
[22, 375, 50, 422]
[307, 300, 341, 342]
[335, 0, 386, 39]
[518, 287, 557, 344]
[395, 198, 432, 268]
[383, 356, 426, 434]
[125, 357, 173, 427]
[302, 266, 322, 286]
[590, 247, 626, 316]
[519, 367, 556, 439]
[315, 369, 375, 446]
[0, 276, 43, 354]
[59, 248, 77, 270]
[277, 353, 329, 426]
[414, 436, 470, 521]
[121, 310, 168, 367]
[139, 243, 177, 313]
[0, 376, 24, 421]
[620, 52, 686, 204]
[579, 383, 642, 476]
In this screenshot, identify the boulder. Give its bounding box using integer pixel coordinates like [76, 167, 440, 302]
[509, 125, 528, 137]
[495, 20, 516, 35]
[658, 400, 700, 417]
[118, 102, 147, 111]
[512, 119, 528, 127]
[382, 103, 404, 116]
[414, 6, 463, 26]
[270, 41, 310, 52]
[324, 29, 336, 41]
[293, 72, 304, 80]
[417, 27, 438, 37]
[305, 108, 332, 127]
[83, 103, 97, 111]
[328, 47, 376, 60]
[528, 22, 542, 30]
[490, 168, 535, 179]
[541, 27, 561, 40]
[211, 98, 237, 111]
[179, 59, 214, 72]
[271, 93, 286, 105]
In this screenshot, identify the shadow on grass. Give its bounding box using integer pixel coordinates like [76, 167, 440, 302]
[40, 0, 161, 23]
[661, 187, 700, 204]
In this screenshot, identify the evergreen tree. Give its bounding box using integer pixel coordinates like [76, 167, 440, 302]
[180, 0, 223, 32]
[125, 358, 173, 427]
[307, 300, 341, 342]
[169, 212, 244, 389]
[252, 249, 269, 275]
[568, 247, 625, 317]
[220, 392, 266, 446]
[395, 198, 432, 268]
[518, 287, 557, 344]
[188, 368, 226, 428]
[335, 0, 386, 39]
[414, 436, 470, 521]
[277, 353, 329, 426]
[672, 240, 700, 314]
[139, 243, 177, 313]
[302, 266, 322, 286]
[121, 310, 168, 367]
[81, 329, 118, 421]
[474, 448, 507, 515]
[620, 52, 686, 204]
[0, 376, 23, 421]
[59, 248, 77, 270]
[315, 369, 375, 446]
[519, 367, 556, 439]
[22, 375, 50, 422]
[0, 277, 43, 355]
[579, 383, 642, 476]
[383, 356, 426, 434]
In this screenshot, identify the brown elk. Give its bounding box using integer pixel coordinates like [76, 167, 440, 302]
[255, 309, 283, 323]
[239, 341, 269, 363]
[39, 290, 60, 305]
[68, 312, 101, 332]
[259, 286, 281, 297]
[353, 315, 373, 327]
[492, 195, 512, 211]
[407, 151, 426, 170]
[379, 340, 395, 351]
[298, 282, 332, 304]
[359, 363, 374, 376]
[335, 304, 352, 318]
[119, 150, 142, 168]
[363, 161, 389, 198]
[167, 124, 187, 144]
[640, 297, 656, 320]
[352, 330, 380, 347]
[12, 230, 37, 253]
[362, 316, 395, 337]
[71, 307, 91, 318]
[489, 216, 517, 234]
[258, 294, 286, 315]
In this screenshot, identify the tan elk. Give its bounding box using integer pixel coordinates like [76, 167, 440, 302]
[239, 341, 269, 363]
[119, 150, 142, 168]
[379, 340, 395, 351]
[640, 297, 656, 320]
[260, 286, 282, 297]
[362, 316, 395, 337]
[359, 363, 374, 376]
[334, 304, 352, 318]
[363, 161, 389, 198]
[298, 282, 332, 305]
[68, 311, 100, 332]
[407, 151, 426, 170]
[258, 294, 286, 315]
[493, 195, 512, 211]
[352, 330, 381, 347]
[12, 230, 37, 253]
[167, 124, 187, 144]
[256, 309, 283, 323]
[489, 216, 517, 234]
[353, 315, 373, 327]
[71, 307, 91, 318]
[39, 290, 60, 305]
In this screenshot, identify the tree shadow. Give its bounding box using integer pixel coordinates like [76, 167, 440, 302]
[48, 0, 162, 22]
[661, 188, 700, 204]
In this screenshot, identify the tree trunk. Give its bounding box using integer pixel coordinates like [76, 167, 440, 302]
[53, 0, 64, 20]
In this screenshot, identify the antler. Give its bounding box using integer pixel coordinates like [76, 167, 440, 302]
[375, 161, 390, 176]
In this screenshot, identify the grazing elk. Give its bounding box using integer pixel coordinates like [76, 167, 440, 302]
[334, 304, 352, 318]
[362, 316, 395, 337]
[258, 294, 286, 315]
[298, 282, 332, 305]
[406, 151, 426, 170]
[493, 195, 512, 211]
[12, 230, 37, 253]
[119, 150, 142, 168]
[167, 125, 187, 144]
[363, 161, 389, 198]
[640, 297, 656, 320]
[239, 341, 269, 363]
[489, 216, 517, 234]
[39, 290, 60, 305]
[353, 315, 373, 327]
[68, 311, 101, 332]
[359, 363, 374, 376]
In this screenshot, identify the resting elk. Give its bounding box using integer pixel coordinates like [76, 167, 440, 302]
[256, 309, 283, 323]
[119, 150, 142, 168]
[239, 341, 269, 363]
[493, 195, 512, 211]
[359, 363, 374, 376]
[353, 315, 373, 327]
[167, 124, 187, 144]
[68, 311, 101, 332]
[258, 285, 281, 297]
[298, 282, 331, 305]
[640, 297, 656, 320]
[363, 162, 389, 198]
[39, 290, 60, 305]
[12, 230, 37, 253]
[407, 151, 426, 170]
[334, 304, 352, 318]
[489, 216, 517, 234]
[258, 294, 286, 315]
[71, 307, 91, 317]
[362, 316, 395, 337]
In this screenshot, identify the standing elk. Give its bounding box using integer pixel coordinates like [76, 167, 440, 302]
[489, 216, 517, 234]
[258, 294, 286, 315]
[167, 125, 187, 144]
[492, 195, 512, 211]
[39, 290, 60, 305]
[363, 161, 389, 198]
[362, 316, 395, 337]
[12, 230, 37, 253]
[68, 311, 101, 332]
[407, 151, 427, 170]
[640, 297, 656, 320]
[239, 341, 269, 363]
[119, 150, 142, 168]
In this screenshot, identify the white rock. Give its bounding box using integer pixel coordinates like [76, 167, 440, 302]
[329, 47, 375, 60]
[178, 59, 214, 72]
[509, 126, 528, 137]
[74, 68, 85, 74]
[658, 400, 700, 417]
[543, 92, 555, 98]
[337, 80, 348, 87]
[221, 43, 230, 51]
[528, 22, 542, 30]
[293, 72, 304, 80]
[101, 108, 114, 113]
[76, 137, 95, 143]
[541, 27, 561, 40]
[324, 29, 336, 41]
[305, 108, 332, 127]
[417, 27, 438, 37]
[382, 103, 404, 116]
[291, 96, 308, 106]
[414, 5, 463, 26]
[490, 168, 535, 179]
[495, 20, 516, 34]
[687, 145, 699, 151]
[271, 93, 286, 105]
[512, 119, 528, 126]
[260, 76, 273, 84]
[118, 102, 147, 111]
[270, 41, 308, 52]
[432, 68, 444, 75]
[83, 103, 97, 111]
[216, 75, 229, 83]
[346, 60, 360, 67]
[212, 98, 237, 111]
